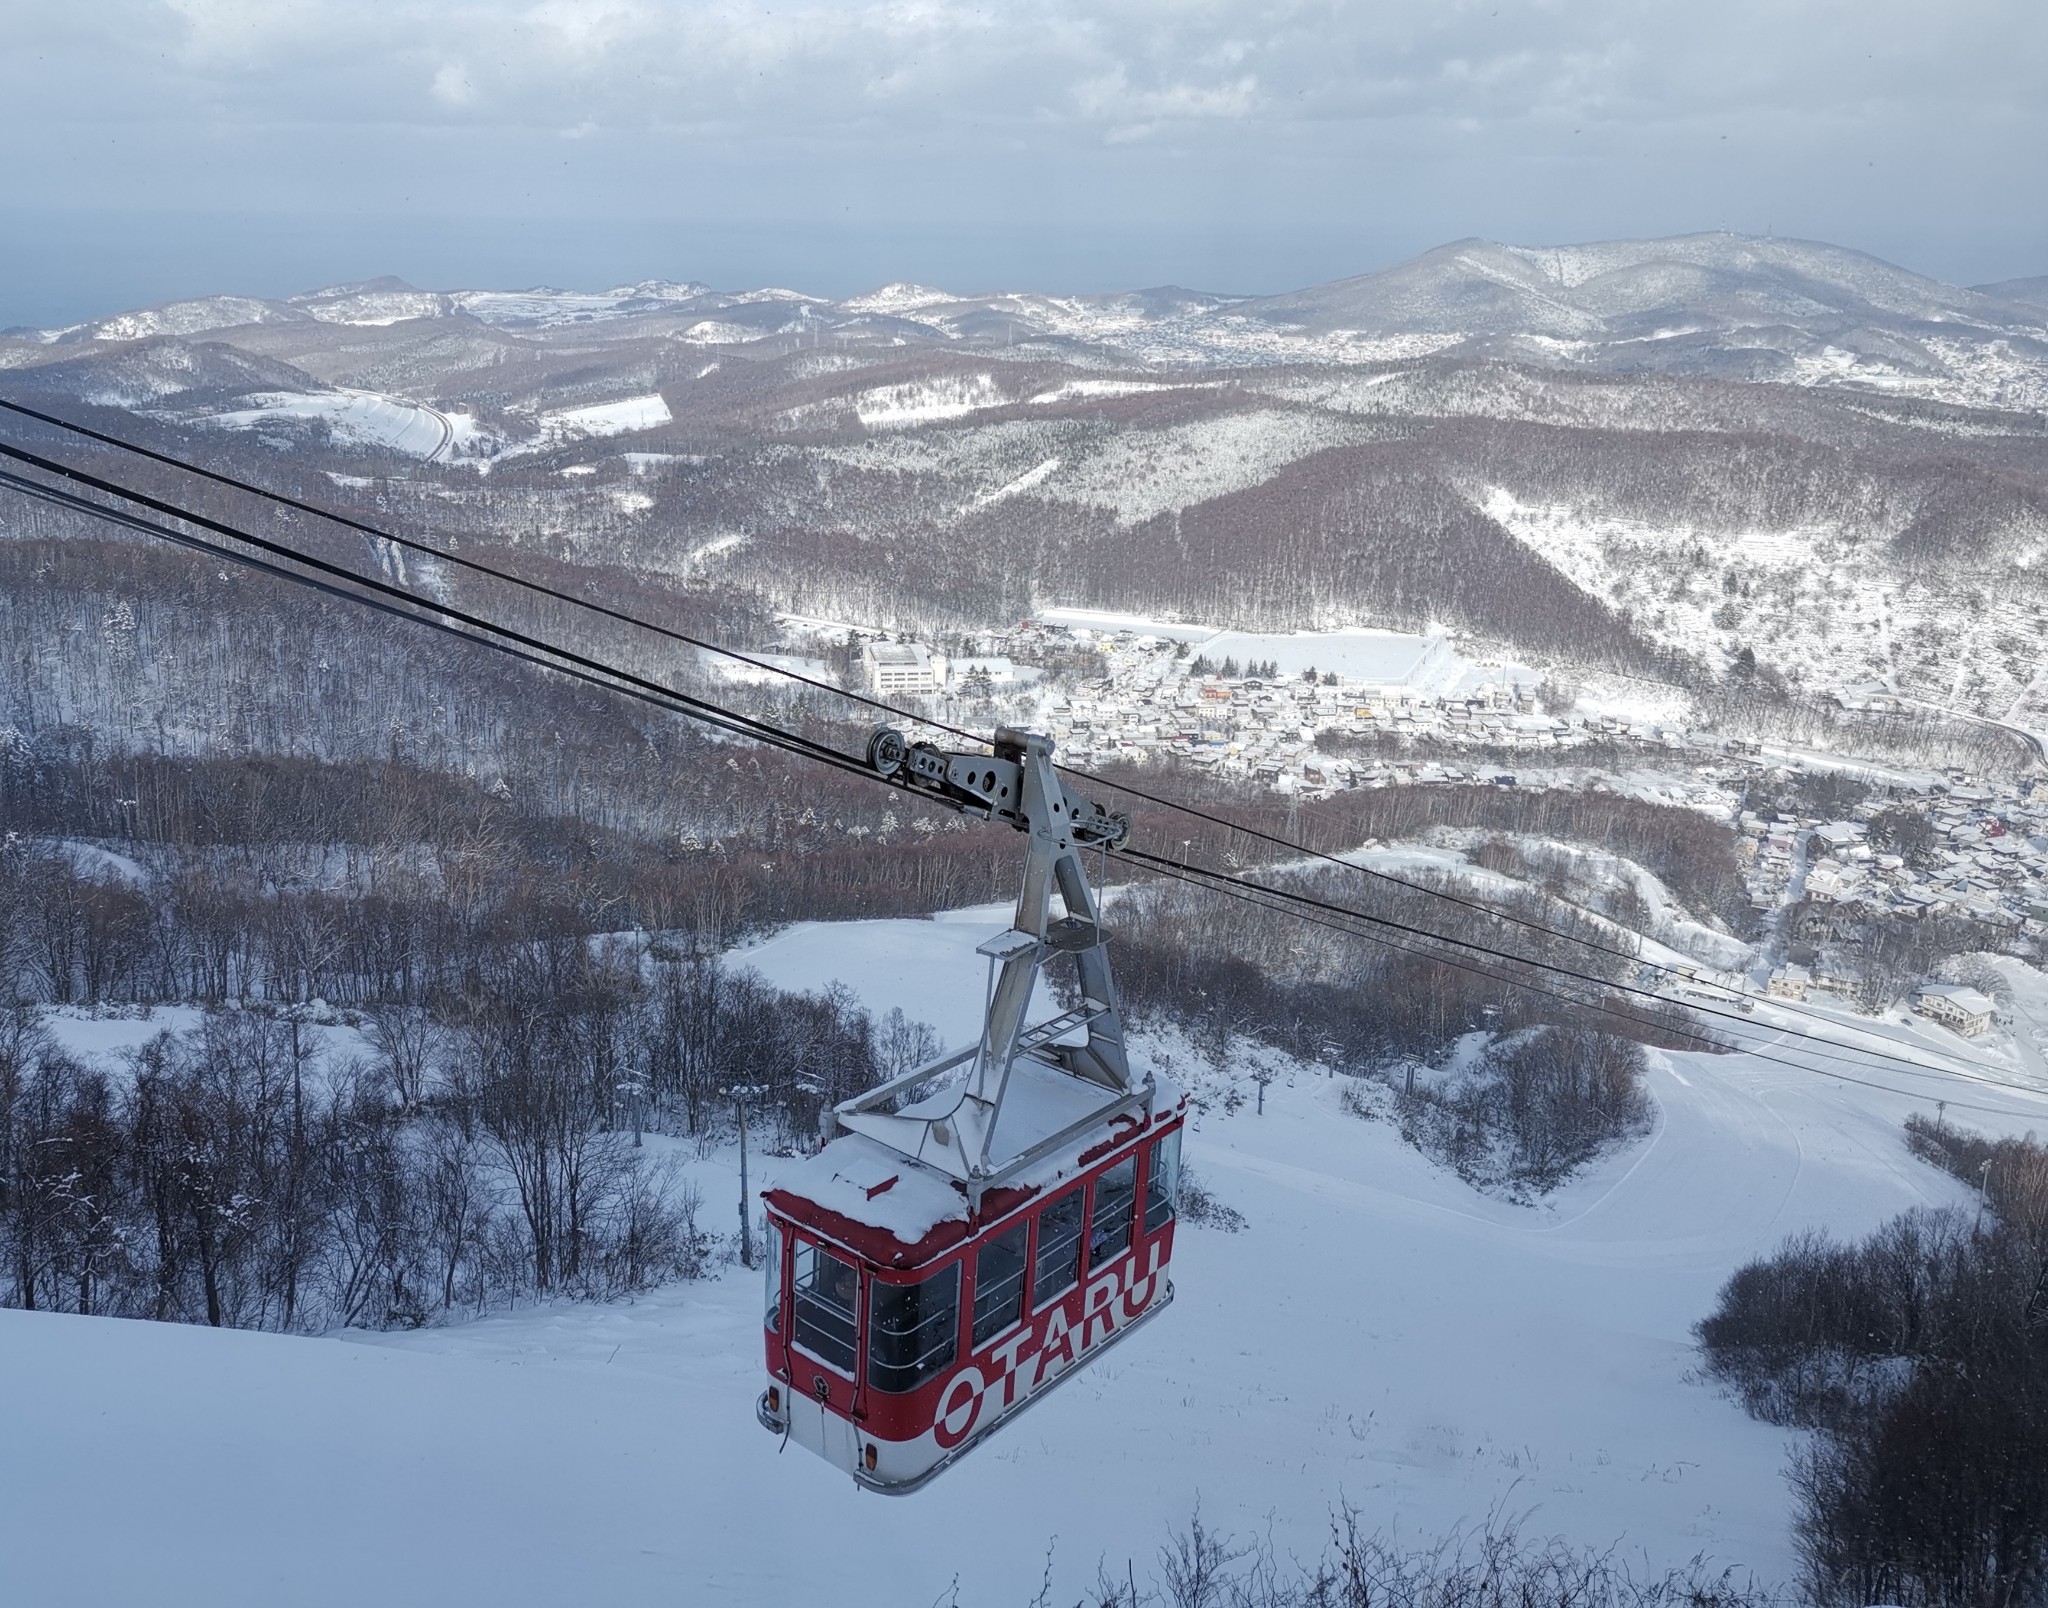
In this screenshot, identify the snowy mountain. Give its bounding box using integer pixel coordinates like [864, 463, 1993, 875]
[1251, 234, 2028, 335]
[1975, 275, 2048, 315]
[1236, 234, 2048, 404]
[4, 232, 2047, 733]
[7, 233, 2046, 408]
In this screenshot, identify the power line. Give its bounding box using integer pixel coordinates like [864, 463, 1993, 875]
[1138, 848, 2031, 1097]
[0, 398, 2009, 1081]
[0, 439, 905, 790]
[0, 468, 889, 793]
[1121, 849, 2048, 1119]
[19, 456, 2019, 1112]
[1114, 844, 2048, 1102]
[1066, 762, 2001, 1079]
[0, 395, 950, 733]
[7, 458, 2043, 1116]
[0, 427, 2037, 1106]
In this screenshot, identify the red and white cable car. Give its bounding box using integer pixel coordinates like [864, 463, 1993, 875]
[756, 727, 1185, 1492]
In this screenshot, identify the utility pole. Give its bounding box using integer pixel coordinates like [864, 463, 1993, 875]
[725, 1083, 769, 1268]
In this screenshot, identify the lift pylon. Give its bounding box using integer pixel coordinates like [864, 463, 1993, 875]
[833, 727, 1139, 1197]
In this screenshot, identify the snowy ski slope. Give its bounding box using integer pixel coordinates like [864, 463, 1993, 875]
[0, 909, 2032, 1607]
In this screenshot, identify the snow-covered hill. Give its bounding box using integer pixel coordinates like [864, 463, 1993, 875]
[1233, 234, 2048, 411]
[4, 908, 2039, 1608]
[5, 231, 2047, 735]
[1249, 234, 2032, 336]
[7, 233, 2045, 409]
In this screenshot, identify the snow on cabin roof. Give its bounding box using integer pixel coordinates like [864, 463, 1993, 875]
[765, 1063, 1185, 1258]
[766, 1131, 970, 1248]
[981, 1059, 1142, 1171]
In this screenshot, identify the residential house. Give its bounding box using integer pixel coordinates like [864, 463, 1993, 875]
[1914, 984, 1996, 1038]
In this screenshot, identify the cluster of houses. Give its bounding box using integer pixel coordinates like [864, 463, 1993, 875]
[867, 622, 1773, 786]
[1764, 966, 1999, 1037]
[1010, 626, 1792, 785]
[856, 622, 2035, 1042]
[1743, 780, 2048, 936]
[988, 627, 1701, 789]
[1046, 669, 1548, 793]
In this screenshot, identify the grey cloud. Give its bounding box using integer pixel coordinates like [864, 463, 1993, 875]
[0, 0, 2042, 324]
[21, 1, 2040, 135]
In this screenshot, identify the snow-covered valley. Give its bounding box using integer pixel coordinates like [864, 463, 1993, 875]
[2, 908, 2033, 1607]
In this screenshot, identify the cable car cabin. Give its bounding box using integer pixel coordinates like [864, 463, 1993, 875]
[753, 724, 1178, 1492]
[757, 1067, 1184, 1492]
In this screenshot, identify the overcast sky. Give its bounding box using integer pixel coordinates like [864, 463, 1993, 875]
[2, 0, 2043, 326]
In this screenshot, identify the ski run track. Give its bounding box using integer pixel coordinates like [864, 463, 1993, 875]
[3, 906, 2039, 1607]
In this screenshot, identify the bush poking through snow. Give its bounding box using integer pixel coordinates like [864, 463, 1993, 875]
[1905, 1112, 2048, 1241]
[1374, 1028, 1654, 1198]
[1071, 1506, 1777, 1608]
[1177, 1164, 1246, 1233]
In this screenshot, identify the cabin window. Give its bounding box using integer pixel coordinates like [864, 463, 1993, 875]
[1033, 1187, 1085, 1307]
[868, 1263, 961, 1394]
[1144, 1129, 1181, 1233]
[972, 1221, 1029, 1345]
[792, 1242, 859, 1373]
[1088, 1155, 1137, 1267]
[764, 1220, 785, 1332]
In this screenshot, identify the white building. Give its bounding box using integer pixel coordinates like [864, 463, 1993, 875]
[1804, 865, 1866, 903]
[1915, 984, 1996, 1038]
[949, 656, 1017, 688]
[1813, 821, 1865, 851]
[862, 641, 940, 696]
[1767, 965, 1812, 1000]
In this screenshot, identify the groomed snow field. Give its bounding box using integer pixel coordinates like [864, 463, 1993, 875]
[1, 906, 2030, 1607]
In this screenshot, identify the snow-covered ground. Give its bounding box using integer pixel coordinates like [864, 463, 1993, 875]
[194, 389, 483, 461]
[530, 393, 673, 446]
[4, 909, 2039, 1607]
[1479, 485, 2048, 722]
[1029, 609, 1539, 698]
[854, 374, 1008, 429]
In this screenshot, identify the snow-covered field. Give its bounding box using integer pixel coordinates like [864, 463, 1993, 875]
[854, 374, 1008, 429]
[536, 393, 673, 442]
[197, 390, 478, 460]
[1031, 608, 1537, 697]
[3, 908, 2037, 1607]
[1196, 626, 1463, 687]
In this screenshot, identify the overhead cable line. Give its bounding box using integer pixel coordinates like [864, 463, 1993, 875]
[1121, 848, 2048, 1119]
[0, 397, 2003, 1077]
[1127, 851, 2034, 1098]
[14, 446, 1935, 1106]
[0, 468, 894, 793]
[4, 460, 2044, 1114]
[0, 396, 931, 724]
[0, 439, 908, 791]
[0, 416, 2031, 1099]
[18, 451, 2021, 1110]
